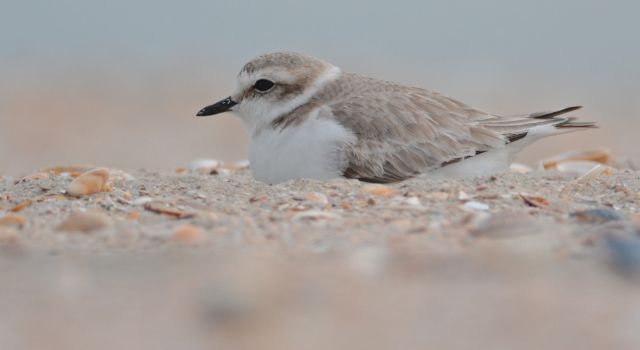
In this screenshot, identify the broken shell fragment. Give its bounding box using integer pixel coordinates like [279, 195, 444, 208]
[143, 200, 196, 219]
[361, 184, 396, 198]
[540, 149, 610, 170]
[9, 199, 32, 212]
[556, 161, 600, 176]
[66, 168, 110, 197]
[0, 214, 27, 228]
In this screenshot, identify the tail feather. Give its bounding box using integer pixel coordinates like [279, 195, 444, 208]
[480, 106, 597, 144]
[555, 116, 598, 129]
[528, 106, 582, 119]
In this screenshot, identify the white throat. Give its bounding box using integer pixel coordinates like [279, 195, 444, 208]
[233, 65, 342, 136]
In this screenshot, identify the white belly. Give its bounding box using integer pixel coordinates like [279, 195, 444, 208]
[248, 116, 354, 184]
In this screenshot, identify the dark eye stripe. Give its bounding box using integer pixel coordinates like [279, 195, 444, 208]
[255, 79, 275, 92]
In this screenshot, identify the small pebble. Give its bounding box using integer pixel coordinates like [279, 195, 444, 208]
[606, 235, 640, 277]
[56, 211, 113, 233]
[126, 211, 141, 220]
[403, 196, 421, 206]
[463, 201, 490, 211]
[305, 192, 329, 205]
[173, 225, 204, 243]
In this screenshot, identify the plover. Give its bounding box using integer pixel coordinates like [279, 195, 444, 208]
[197, 52, 596, 184]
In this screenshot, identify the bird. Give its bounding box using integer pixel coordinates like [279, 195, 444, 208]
[197, 52, 596, 184]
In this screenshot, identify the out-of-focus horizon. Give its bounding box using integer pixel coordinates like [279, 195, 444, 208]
[2, 0, 638, 175]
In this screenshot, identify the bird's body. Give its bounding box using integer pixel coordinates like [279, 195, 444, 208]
[198, 52, 596, 184]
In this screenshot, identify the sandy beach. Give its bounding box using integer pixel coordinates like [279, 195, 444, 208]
[1, 161, 639, 350]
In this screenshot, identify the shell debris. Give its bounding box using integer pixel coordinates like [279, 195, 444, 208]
[9, 199, 32, 213]
[66, 168, 110, 197]
[519, 194, 550, 208]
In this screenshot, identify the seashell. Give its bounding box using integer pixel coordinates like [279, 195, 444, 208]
[548, 160, 612, 181]
[0, 214, 27, 228]
[463, 201, 490, 211]
[576, 163, 613, 183]
[66, 168, 110, 197]
[173, 224, 204, 243]
[361, 184, 396, 198]
[540, 148, 610, 170]
[132, 196, 153, 206]
[509, 163, 533, 174]
[305, 192, 329, 205]
[56, 211, 113, 233]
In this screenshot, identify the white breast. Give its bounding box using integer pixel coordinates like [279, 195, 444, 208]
[248, 112, 355, 184]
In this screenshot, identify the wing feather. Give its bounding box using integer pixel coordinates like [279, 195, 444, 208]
[314, 73, 590, 183]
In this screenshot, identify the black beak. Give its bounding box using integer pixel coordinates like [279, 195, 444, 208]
[196, 96, 237, 117]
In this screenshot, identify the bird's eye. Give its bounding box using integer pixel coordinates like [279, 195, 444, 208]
[254, 79, 275, 92]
